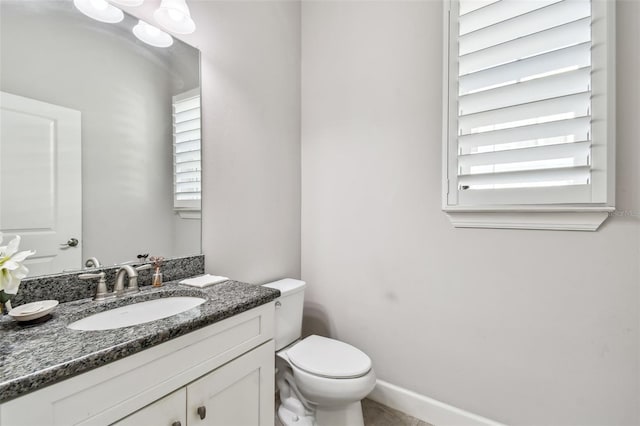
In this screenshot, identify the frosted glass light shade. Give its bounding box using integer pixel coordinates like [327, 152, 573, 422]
[133, 20, 174, 48]
[153, 0, 196, 34]
[73, 0, 124, 23]
[109, 0, 144, 6]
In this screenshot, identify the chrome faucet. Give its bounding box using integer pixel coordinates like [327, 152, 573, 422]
[114, 264, 152, 296]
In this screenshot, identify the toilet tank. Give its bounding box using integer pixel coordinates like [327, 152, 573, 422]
[262, 278, 306, 351]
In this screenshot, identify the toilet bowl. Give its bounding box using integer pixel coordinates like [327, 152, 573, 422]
[263, 279, 376, 426]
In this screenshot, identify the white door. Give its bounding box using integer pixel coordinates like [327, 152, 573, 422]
[0, 91, 82, 276]
[186, 342, 275, 426]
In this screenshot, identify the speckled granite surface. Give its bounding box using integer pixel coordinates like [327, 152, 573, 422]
[0, 279, 279, 403]
[11, 254, 205, 305]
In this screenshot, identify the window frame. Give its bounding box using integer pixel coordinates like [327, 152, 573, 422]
[441, 0, 616, 231]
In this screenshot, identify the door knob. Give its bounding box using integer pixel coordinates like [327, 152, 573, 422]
[171, 422, 182, 426]
[197, 406, 206, 420]
[60, 238, 79, 248]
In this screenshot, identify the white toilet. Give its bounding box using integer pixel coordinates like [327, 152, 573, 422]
[263, 279, 376, 426]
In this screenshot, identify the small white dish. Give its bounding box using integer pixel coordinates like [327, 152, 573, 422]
[9, 300, 59, 322]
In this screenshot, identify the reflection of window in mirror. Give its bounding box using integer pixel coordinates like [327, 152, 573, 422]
[173, 89, 202, 218]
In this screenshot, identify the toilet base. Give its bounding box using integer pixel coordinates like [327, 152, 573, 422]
[277, 400, 364, 426]
[278, 404, 314, 426]
[315, 401, 365, 426]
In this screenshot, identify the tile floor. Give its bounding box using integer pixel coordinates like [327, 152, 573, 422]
[362, 399, 432, 426]
[275, 397, 432, 426]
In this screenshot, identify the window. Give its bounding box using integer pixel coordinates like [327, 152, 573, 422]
[442, 0, 615, 230]
[173, 89, 201, 214]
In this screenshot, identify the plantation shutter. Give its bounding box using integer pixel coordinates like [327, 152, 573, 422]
[173, 89, 201, 210]
[448, 0, 605, 206]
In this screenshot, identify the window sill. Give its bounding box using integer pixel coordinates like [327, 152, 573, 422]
[175, 210, 201, 220]
[443, 207, 615, 231]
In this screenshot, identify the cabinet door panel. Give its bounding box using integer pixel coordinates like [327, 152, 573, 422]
[112, 388, 186, 426]
[187, 341, 274, 426]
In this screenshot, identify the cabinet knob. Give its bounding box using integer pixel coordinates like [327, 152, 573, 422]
[172, 422, 182, 426]
[197, 406, 207, 420]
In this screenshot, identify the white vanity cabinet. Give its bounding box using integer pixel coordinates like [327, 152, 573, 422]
[114, 342, 273, 426]
[0, 302, 275, 426]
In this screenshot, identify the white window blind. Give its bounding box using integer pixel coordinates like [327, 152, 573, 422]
[444, 0, 615, 208]
[173, 88, 201, 211]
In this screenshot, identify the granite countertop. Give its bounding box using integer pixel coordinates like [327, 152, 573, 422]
[0, 280, 280, 403]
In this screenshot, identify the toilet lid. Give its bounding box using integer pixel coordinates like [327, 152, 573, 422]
[286, 335, 372, 379]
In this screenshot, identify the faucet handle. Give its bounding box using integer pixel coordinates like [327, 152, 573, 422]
[135, 264, 152, 272]
[78, 272, 104, 280]
[79, 272, 110, 301]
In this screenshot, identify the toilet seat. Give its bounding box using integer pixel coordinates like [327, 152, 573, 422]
[282, 358, 377, 407]
[286, 335, 372, 379]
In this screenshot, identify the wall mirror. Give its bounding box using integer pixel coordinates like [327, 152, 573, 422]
[0, 0, 202, 277]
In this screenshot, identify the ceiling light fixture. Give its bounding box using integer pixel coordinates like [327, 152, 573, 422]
[73, 0, 124, 23]
[133, 20, 174, 48]
[153, 0, 196, 34]
[109, 0, 144, 6]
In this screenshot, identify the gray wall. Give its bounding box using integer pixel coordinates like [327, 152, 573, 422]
[0, 3, 201, 267]
[301, 1, 639, 425]
[126, 0, 302, 283]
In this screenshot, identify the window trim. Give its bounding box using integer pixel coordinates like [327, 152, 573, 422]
[441, 0, 616, 231]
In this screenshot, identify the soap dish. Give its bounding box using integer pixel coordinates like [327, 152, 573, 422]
[9, 300, 59, 322]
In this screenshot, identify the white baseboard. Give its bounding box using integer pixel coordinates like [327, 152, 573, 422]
[367, 380, 506, 426]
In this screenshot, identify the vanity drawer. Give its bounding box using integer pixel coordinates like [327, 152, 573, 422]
[0, 302, 274, 426]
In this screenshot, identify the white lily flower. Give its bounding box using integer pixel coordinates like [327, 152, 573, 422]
[0, 234, 36, 295]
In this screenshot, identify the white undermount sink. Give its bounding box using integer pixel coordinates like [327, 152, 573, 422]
[68, 297, 206, 331]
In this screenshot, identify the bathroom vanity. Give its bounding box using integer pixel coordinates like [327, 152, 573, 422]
[0, 281, 279, 426]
